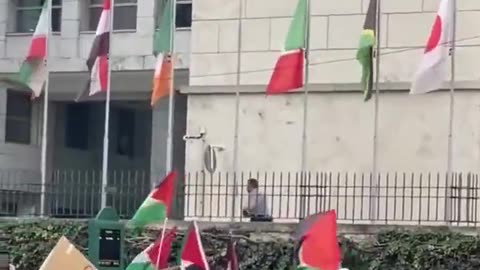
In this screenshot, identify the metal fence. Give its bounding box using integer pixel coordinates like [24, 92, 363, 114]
[1, 170, 480, 226]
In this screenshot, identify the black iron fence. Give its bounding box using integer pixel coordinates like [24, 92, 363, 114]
[1, 170, 480, 226]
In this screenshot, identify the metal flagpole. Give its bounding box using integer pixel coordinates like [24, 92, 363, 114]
[165, 0, 177, 173]
[370, 0, 382, 220]
[101, 0, 115, 208]
[299, 0, 311, 219]
[231, 0, 243, 221]
[446, 0, 457, 223]
[40, 0, 52, 217]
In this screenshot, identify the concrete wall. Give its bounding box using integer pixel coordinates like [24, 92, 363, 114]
[184, 0, 480, 173]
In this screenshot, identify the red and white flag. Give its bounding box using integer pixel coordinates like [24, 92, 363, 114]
[83, 0, 111, 98]
[410, 0, 454, 94]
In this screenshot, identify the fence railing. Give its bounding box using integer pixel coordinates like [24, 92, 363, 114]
[1, 170, 480, 226]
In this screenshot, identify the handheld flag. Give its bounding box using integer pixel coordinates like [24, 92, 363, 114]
[410, 0, 453, 94]
[126, 227, 177, 270]
[266, 0, 308, 94]
[179, 221, 210, 270]
[296, 210, 341, 270]
[226, 238, 239, 270]
[151, 0, 174, 106]
[356, 0, 377, 101]
[0, 0, 49, 97]
[76, 0, 111, 101]
[128, 171, 177, 228]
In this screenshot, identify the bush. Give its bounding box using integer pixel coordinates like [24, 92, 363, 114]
[1, 221, 480, 270]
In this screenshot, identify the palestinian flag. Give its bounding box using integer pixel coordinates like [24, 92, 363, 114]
[356, 0, 377, 102]
[1, 0, 49, 97]
[266, 0, 308, 94]
[126, 227, 177, 270]
[151, 0, 174, 106]
[410, 0, 453, 94]
[226, 238, 239, 270]
[128, 171, 177, 228]
[296, 210, 341, 270]
[179, 221, 210, 270]
[76, 0, 110, 101]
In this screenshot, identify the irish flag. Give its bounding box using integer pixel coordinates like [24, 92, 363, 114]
[296, 210, 341, 270]
[356, 0, 377, 101]
[179, 221, 210, 270]
[410, 0, 453, 94]
[1, 0, 49, 97]
[151, 0, 174, 106]
[128, 171, 177, 228]
[126, 227, 177, 270]
[266, 0, 308, 94]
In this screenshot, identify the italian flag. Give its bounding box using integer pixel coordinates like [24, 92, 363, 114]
[410, 0, 453, 94]
[126, 227, 177, 270]
[266, 0, 308, 94]
[2, 0, 49, 97]
[179, 221, 210, 270]
[128, 171, 177, 228]
[356, 0, 377, 101]
[151, 0, 174, 107]
[296, 210, 341, 270]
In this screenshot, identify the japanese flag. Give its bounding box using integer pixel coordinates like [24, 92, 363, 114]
[410, 0, 454, 94]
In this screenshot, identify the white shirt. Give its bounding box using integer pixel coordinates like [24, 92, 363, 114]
[244, 188, 270, 216]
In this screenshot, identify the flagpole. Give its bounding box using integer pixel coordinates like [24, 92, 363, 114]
[100, 0, 115, 208]
[231, 0, 243, 222]
[446, 0, 457, 223]
[40, 0, 52, 217]
[299, 0, 311, 219]
[370, 0, 381, 221]
[165, 0, 177, 173]
[155, 218, 169, 267]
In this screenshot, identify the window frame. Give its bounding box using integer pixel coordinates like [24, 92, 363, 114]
[175, 0, 192, 30]
[5, 90, 32, 145]
[14, 0, 62, 33]
[87, 0, 138, 31]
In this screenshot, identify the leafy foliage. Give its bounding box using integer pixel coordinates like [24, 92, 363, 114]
[1, 221, 480, 269]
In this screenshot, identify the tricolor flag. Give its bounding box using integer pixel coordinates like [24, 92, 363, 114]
[128, 171, 177, 228]
[1, 0, 49, 97]
[226, 238, 239, 270]
[410, 0, 454, 94]
[266, 0, 308, 94]
[296, 210, 341, 270]
[179, 221, 210, 270]
[151, 0, 174, 106]
[126, 227, 177, 270]
[77, 0, 111, 101]
[356, 0, 377, 101]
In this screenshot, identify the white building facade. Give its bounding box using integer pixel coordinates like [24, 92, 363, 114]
[179, 0, 480, 223]
[0, 0, 191, 217]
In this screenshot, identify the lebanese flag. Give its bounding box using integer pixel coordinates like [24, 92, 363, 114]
[179, 221, 209, 270]
[410, 0, 453, 94]
[1, 0, 49, 97]
[86, 0, 110, 97]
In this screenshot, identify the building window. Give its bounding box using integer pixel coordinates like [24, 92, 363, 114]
[15, 0, 62, 33]
[88, 0, 137, 31]
[65, 103, 89, 150]
[176, 0, 191, 28]
[5, 90, 31, 144]
[116, 108, 134, 158]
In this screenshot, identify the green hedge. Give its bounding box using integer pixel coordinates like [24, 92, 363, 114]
[1, 221, 480, 269]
